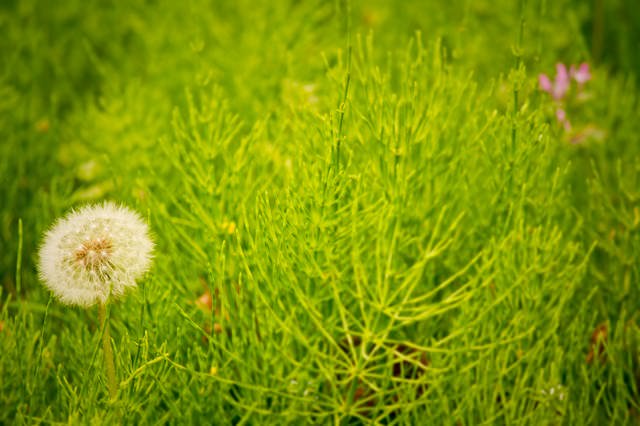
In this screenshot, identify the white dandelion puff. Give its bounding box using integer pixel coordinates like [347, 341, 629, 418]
[38, 201, 153, 307]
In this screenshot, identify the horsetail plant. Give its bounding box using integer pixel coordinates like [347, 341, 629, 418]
[38, 202, 153, 400]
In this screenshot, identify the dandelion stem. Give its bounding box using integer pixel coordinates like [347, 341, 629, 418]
[98, 302, 118, 400]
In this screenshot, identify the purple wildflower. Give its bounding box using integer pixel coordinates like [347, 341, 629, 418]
[539, 62, 593, 133]
[556, 108, 571, 131]
[539, 74, 552, 92]
[553, 63, 570, 100]
[538, 63, 571, 100]
[570, 63, 591, 85]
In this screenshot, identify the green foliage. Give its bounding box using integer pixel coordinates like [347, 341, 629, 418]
[1, 0, 639, 424]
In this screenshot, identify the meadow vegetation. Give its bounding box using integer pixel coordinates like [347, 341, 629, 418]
[1, 0, 640, 424]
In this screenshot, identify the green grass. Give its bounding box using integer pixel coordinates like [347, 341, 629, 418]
[1, 0, 640, 424]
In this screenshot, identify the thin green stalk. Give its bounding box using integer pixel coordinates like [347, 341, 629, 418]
[592, 0, 604, 62]
[335, 0, 352, 176]
[15, 218, 22, 295]
[98, 302, 118, 400]
[511, 0, 526, 154]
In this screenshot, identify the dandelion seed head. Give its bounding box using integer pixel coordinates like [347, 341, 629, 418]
[38, 201, 153, 307]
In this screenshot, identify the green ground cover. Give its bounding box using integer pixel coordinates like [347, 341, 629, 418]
[1, 0, 640, 424]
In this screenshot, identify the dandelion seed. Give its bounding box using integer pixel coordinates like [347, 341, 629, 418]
[540, 384, 567, 404]
[38, 201, 153, 307]
[38, 201, 153, 401]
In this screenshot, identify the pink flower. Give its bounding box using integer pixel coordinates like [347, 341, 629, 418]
[556, 108, 571, 131]
[539, 74, 552, 92]
[570, 63, 591, 85]
[539, 62, 593, 135]
[538, 63, 570, 100]
[553, 63, 570, 99]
